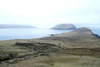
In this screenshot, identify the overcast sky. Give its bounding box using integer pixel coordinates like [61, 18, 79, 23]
[0, 0, 100, 28]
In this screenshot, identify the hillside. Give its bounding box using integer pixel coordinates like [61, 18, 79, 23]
[0, 24, 36, 28]
[53, 27, 97, 37]
[37, 27, 100, 48]
[51, 24, 76, 30]
[0, 27, 100, 67]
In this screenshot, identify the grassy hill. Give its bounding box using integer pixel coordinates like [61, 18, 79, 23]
[0, 27, 100, 67]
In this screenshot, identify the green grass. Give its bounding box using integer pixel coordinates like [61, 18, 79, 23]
[0, 36, 100, 67]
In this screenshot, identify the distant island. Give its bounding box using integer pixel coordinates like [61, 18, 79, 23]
[0, 24, 36, 29]
[51, 24, 76, 30]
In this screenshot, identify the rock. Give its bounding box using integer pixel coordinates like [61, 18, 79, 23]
[51, 24, 76, 30]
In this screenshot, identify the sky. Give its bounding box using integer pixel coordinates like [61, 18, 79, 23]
[0, 0, 100, 28]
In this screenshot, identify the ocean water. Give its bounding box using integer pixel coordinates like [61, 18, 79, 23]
[0, 28, 72, 40]
[0, 28, 100, 40]
[89, 27, 100, 35]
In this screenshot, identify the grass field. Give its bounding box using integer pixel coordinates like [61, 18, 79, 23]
[0, 28, 100, 67]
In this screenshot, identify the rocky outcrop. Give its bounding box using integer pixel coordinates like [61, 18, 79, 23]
[51, 24, 76, 30]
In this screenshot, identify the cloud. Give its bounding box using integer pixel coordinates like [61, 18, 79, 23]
[0, 0, 84, 16]
[0, 0, 100, 28]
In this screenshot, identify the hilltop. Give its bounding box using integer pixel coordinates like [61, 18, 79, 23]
[53, 27, 97, 37]
[51, 24, 76, 30]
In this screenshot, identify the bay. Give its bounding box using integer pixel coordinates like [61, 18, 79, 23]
[0, 28, 71, 40]
[0, 27, 100, 40]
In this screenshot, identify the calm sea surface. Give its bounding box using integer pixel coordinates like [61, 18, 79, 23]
[0, 28, 72, 40]
[0, 28, 100, 40]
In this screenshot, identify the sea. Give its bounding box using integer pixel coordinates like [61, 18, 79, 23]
[0, 27, 100, 40]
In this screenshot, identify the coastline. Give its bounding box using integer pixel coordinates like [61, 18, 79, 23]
[0, 27, 100, 67]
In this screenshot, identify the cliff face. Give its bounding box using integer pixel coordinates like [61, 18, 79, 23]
[51, 24, 76, 30]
